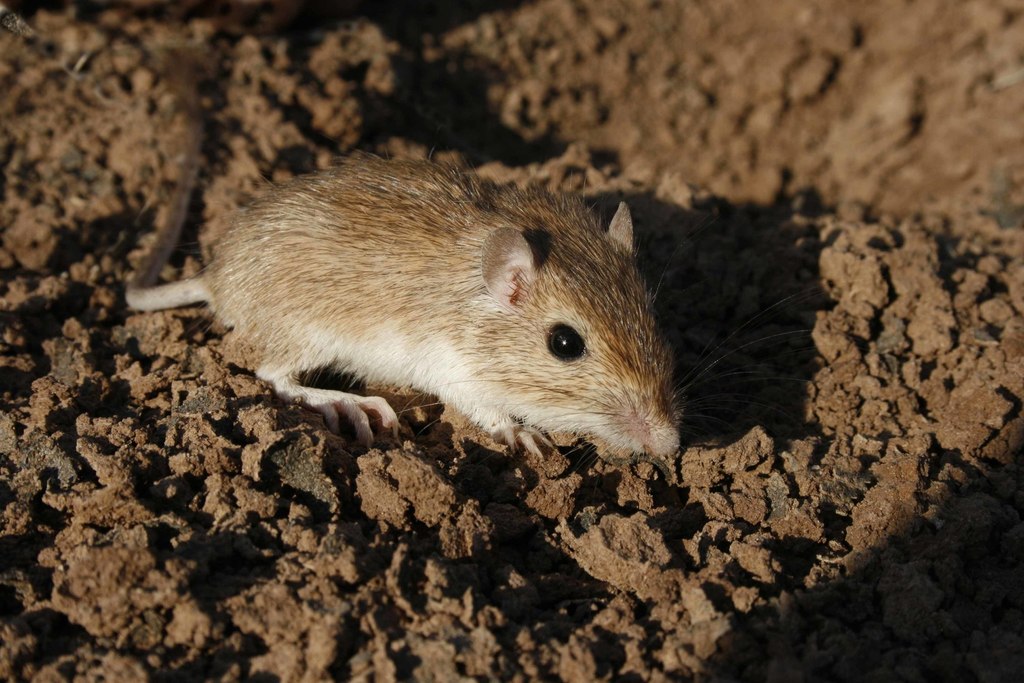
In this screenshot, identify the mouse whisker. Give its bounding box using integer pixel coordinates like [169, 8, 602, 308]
[683, 318, 812, 379]
[673, 344, 819, 397]
[566, 447, 600, 477]
[649, 238, 688, 304]
[414, 415, 446, 437]
[677, 328, 812, 393]
[680, 288, 818, 374]
[682, 369, 814, 392]
[676, 411, 737, 432]
[396, 399, 445, 415]
[685, 398, 805, 429]
[649, 211, 721, 303]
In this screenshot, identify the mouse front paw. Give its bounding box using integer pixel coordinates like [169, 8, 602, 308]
[258, 366, 399, 447]
[310, 391, 400, 447]
[491, 422, 554, 457]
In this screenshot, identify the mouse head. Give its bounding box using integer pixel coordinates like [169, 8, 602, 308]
[480, 200, 679, 461]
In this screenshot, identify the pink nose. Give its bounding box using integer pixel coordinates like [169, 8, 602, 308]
[644, 426, 680, 459]
[624, 409, 680, 458]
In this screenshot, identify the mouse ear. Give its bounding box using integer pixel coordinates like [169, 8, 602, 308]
[607, 201, 634, 252]
[482, 228, 538, 312]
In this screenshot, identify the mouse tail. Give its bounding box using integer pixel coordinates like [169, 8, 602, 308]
[126, 47, 206, 310]
[126, 278, 211, 311]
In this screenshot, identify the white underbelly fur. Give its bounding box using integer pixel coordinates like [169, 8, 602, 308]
[302, 323, 481, 408]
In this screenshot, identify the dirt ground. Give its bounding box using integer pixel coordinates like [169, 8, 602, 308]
[1, 1, 1023, 680]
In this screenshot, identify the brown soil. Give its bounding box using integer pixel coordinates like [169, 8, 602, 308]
[2, 2, 1023, 681]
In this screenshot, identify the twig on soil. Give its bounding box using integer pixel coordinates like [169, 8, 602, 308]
[2, 3, 97, 85]
[62, 50, 94, 81]
[992, 66, 1024, 91]
[0, 2, 34, 38]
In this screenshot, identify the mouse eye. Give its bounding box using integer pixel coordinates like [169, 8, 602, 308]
[548, 324, 586, 361]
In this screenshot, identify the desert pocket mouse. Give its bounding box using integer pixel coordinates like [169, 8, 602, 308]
[128, 154, 680, 460]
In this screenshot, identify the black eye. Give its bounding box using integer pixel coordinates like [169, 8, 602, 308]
[548, 324, 586, 361]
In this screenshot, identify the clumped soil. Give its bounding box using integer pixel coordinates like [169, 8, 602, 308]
[2, 2, 1023, 681]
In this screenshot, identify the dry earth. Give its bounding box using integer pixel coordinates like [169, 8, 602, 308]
[1, 1, 1023, 681]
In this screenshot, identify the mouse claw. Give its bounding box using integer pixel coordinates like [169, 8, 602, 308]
[355, 395, 400, 441]
[329, 394, 400, 446]
[516, 430, 557, 456]
[492, 424, 553, 457]
[334, 400, 374, 447]
[516, 430, 545, 457]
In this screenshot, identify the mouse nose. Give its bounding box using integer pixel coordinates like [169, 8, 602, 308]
[644, 424, 680, 459]
[622, 408, 680, 458]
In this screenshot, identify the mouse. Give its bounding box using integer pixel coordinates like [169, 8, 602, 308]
[127, 153, 680, 461]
